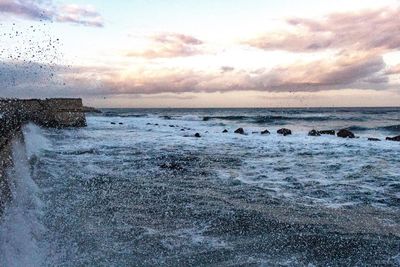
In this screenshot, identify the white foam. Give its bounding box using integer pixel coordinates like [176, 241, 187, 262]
[22, 123, 50, 160]
[0, 126, 46, 267]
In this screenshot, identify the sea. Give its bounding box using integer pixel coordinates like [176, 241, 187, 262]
[0, 107, 399, 266]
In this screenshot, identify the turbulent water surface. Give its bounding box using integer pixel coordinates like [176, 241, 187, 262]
[1, 108, 400, 266]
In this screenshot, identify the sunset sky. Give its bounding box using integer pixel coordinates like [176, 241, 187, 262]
[0, 0, 400, 107]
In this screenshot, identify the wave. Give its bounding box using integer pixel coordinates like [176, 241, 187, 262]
[378, 124, 400, 133]
[0, 124, 47, 266]
[346, 126, 370, 132]
[103, 112, 148, 118]
[345, 124, 400, 133]
[202, 115, 336, 124]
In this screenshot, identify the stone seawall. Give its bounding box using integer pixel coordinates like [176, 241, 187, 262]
[0, 98, 87, 128]
[0, 98, 88, 215]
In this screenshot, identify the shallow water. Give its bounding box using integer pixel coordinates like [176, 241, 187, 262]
[1, 108, 399, 266]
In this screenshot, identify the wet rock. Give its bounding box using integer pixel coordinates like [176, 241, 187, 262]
[318, 130, 335, 135]
[194, 133, 201, 138]
[252, 131, 259, 134]
[337, 129, 355, 138]
[160, 162, 184, 171]
[261, 129, 270, 135]
[386, 135, 400, 141]
[234, 128, 245, 134]
[169, 125, 175, 128]
[181, 129, 185, 131]
[111, 122, 116, 125]
[308, 129, 321, 136]
[222, 129, 228, 133]
[277, 128, 292, 136]
[119, 122, 123, 125]
[368, 138, 381, 142]
[146, 123, 152, 125]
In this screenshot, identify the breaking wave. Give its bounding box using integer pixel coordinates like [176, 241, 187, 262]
[0, 124, 48, 267]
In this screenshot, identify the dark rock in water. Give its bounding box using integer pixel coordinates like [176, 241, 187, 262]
[146, 123, 152, 125]
[169, 125, 175, 128]
[277, 128, 292, 136]
[337, 129, 355, 138]
[234, 128, 245, 134]
[222, 129, 228, 133]
[119, 122, 123, 125]
[194, 133, 201, 138]
[252, 131, 259, 134]
[368, 138, 381, 141]
[181, 129, 185, 131]
[111, 122, 116, 125]
[155, 123, 159, 126]
[386, 135, 400, 141]
[261, 129, 270, 135]
[160, 162, 184, 171]
[318, 130, 335, 135]
[308, 129, 321, 136]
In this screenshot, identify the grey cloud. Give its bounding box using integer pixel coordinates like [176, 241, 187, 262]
[126, 33, 204, 58]
[247, 7, 400, 53]
[0, 0, 104, 27]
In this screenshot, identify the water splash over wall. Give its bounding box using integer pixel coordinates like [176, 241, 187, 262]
[0, 124, 48, 267]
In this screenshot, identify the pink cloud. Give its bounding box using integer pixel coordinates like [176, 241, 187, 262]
[0, 0, 103, 27]
[126, 33, 204, 58]
[247, 7, 400, 52]
[386, 64, 400, 75]
[0, 50, 391, 98]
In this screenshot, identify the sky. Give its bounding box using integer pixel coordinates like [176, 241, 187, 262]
[0, 0, 400, 107]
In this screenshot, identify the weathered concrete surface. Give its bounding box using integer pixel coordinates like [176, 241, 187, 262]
[0, 98, 88, 128]
[0, 134, 13, 215]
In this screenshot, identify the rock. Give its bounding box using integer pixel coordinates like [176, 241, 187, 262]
[181, 129, 185, 131]
[169, 125, 175, 128]
[234, 128, 245, 134]
[368, 138, 381, 141]
[277, 128, 292, 136]
[386, 135, 400, 142]
[318, 130, 335, 135]
[111, 122, 116, 125]
[252, 131, 259, 134]
[194, 133, 201, 138]
[337, 129, 355, 138]
[160, 162, 184, 171]
[222, 129, 228, 133]
[119, 122, 123, 125]
[261, 129, 270, 135]
[146, 123, 152, 125]
[308, 129, 321, 136]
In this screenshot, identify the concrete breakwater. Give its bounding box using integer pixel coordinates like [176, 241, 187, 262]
[0, 98, 89, 215]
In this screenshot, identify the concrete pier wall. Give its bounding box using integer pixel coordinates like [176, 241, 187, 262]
[0, 98, 87, 128]
[0, 98, 88, 215]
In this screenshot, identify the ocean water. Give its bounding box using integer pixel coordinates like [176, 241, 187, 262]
[0, 108, 399, 266]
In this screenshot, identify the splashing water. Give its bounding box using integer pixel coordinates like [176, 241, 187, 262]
[0, 124, 48, 267]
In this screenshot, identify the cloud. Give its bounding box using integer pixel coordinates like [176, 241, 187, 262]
[386, 64, 400, 75]
[0, 0, 104, 27]
[220, 66, 235, 73]
[1, 48, 391, 99]
[246, 7, 400, 53]
[126, 33, 204, 58]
